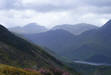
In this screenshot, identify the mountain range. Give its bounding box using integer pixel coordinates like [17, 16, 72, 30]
[9, 23, 98, 35]
[52, 23, 98, 35]
[23, 20, 111, 64]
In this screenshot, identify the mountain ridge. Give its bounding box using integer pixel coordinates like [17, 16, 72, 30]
[9, 23, 48, 34]
[52, 23, 98, 35]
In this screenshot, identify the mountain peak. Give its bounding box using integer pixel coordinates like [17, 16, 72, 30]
[9, 23, 47, 34]
[24, 23, 39, 28]
[0, 24, 8, 31]
[106, 19, 111, 24]
[100, 19, 111, 34]
[103, 20, 111, 28]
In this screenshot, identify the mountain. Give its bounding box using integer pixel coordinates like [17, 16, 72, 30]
[23, 29, 75, 55]
[0, 24, 60, 68]
[52, 23, 98, 35]
[9, 23, 48, 34]
[60, 20, 111, 62]
[22, 20, 111, 64]
[0, 24, 79, 75]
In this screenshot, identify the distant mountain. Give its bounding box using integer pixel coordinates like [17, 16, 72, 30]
[0, 24, 79, 75]
[52, 23, 98, 35]
[23, 20, 111, 64]
[60, 20, 111, 62]
[23, 29, 75, 55]
[66, 20, 111, 63]
[9, 23, 48, 34]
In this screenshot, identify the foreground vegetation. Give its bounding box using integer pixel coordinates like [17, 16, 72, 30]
[0, 64, 73, 75]
[0, 64, 41, 75]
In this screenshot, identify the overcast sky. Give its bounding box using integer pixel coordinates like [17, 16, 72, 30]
[0, 0, 111, 28]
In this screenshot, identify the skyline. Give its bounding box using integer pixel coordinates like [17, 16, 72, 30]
[0, 0, 111, 28]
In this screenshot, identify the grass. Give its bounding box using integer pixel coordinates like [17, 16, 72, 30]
[0, 64, 42, 75]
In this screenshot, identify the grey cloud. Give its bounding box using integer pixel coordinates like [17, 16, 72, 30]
[93, 7, 111, 14]
[0, 0, 78, 12]
[0, 0, 16, 9]
[84, 0, 111, 7]
[14, 0, 77, 12]
[22, 5, 75, 12]
[0, 0, 111, 14]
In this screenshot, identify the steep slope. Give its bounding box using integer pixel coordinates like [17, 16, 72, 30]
[23, 29, 75, 55]
[0, 24, 60, 67]
[52, 23, 98, 35]
[9, 23, 48, 34]
[0, 24, 79, 75]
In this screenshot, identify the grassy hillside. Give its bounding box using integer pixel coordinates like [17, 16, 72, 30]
[0, 64, 76, 75]
[0, 25, 62, 68]
[0, 25, 79, 75]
